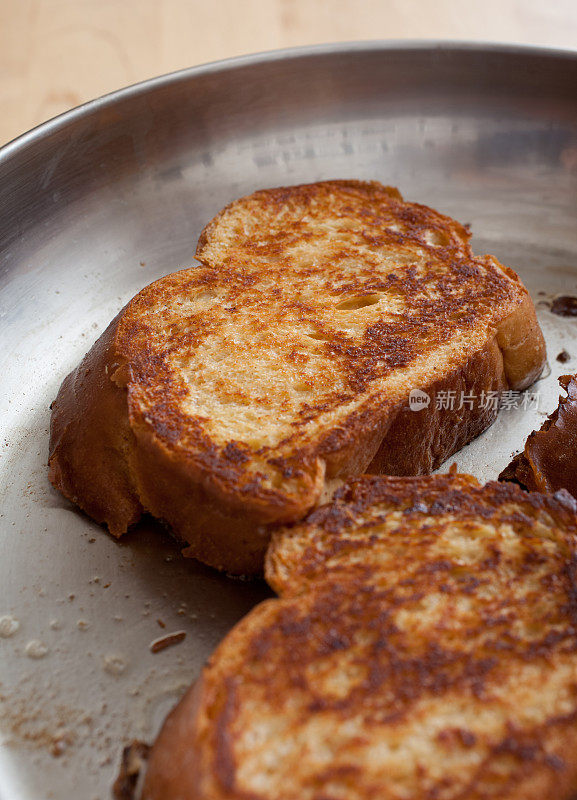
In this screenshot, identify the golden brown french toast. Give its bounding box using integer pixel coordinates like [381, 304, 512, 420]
[49, 180, 545, 574]
[144, 474, 577, 800]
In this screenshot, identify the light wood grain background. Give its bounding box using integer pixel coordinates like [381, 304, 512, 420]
[2, 0, 577, 146]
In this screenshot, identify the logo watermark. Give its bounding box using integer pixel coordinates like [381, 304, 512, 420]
[408, 389, 431, 411]
[407, 389, 540, 412]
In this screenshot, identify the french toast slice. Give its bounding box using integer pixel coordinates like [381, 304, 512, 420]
[48, 180, 545, 574]
[144, 474, 577, 800]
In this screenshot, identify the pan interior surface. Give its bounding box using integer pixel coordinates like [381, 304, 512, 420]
[0, 43, 576, 800]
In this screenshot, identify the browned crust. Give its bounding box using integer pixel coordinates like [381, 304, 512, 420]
[142, 679, 210, 800]
[144, 475, 577, 800]
[499, 375, 577, 499]
[48, 180, 546, 575]
[112, 740, 150, 800]
[48, 316, 143, 535]
[366, 338, 506, 476]
[495, 291, 547, 391]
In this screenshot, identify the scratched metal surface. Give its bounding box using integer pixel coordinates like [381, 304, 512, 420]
[0, 42, 576, 800]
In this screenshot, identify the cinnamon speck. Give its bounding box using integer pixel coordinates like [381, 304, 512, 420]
[50, 730, 73, 757]
[551, 295, 577, 316]
[149, 631, 186, 654]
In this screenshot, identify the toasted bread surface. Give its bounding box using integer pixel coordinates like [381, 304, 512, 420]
[49, 181, 545, 574]
[144, 475, 577, 800]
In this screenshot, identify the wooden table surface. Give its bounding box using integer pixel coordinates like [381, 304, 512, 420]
[1, 0, 576, 147]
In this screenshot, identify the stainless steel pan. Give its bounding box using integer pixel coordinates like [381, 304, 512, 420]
[1, 42, 576, 799]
